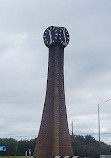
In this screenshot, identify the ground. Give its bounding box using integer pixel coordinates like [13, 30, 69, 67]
[0, 157, 33, 158]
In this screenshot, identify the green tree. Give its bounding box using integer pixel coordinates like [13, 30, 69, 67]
[0, 138, 18, 156]
[71, 134, 111, 158]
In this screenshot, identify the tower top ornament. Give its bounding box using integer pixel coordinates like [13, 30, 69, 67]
[43, 26, 70, 48]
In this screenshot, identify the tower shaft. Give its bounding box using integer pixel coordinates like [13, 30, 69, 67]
[33, 45, 73, 158]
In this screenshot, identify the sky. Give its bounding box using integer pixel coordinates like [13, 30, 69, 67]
[0, 0, 111, 145]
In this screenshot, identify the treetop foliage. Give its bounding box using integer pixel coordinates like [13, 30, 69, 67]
[0, 135, 111, 158]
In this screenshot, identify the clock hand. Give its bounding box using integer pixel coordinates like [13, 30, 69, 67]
[48, 29, 52, 44]
[63, 28, 67, 46]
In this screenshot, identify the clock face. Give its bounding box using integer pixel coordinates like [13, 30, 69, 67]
[58, 27, 70, 47]
[43, 26, 58, 47]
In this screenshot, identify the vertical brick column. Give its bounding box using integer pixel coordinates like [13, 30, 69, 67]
[33, 45, 73, 158]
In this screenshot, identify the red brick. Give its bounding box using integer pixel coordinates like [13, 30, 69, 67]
[33, 45, 73, 158]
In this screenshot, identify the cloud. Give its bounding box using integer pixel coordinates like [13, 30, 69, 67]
[0, 0, 111, 144]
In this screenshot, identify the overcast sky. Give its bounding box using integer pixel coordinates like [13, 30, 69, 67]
[0, 0, 111, 145]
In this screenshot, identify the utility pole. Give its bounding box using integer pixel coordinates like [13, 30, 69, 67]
[98, 99, 111, 158]
[98, 104, 101, 157]
[71, 121, 74, 136]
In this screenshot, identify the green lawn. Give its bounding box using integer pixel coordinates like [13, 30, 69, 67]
[0, 157, 33, 158]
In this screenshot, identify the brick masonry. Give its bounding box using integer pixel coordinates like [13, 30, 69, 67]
[33, 45, 73, 158]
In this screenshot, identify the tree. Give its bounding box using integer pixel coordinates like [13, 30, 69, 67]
[71, 134, 111, 158]
[0, 138, 18, 156]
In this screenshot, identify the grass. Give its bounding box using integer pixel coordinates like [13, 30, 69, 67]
[0, 157, 33, 158]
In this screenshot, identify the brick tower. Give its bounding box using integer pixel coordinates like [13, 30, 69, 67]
[33, 26, 73, 158]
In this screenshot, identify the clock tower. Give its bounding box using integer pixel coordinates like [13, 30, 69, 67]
[33, 26, 73, 158]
